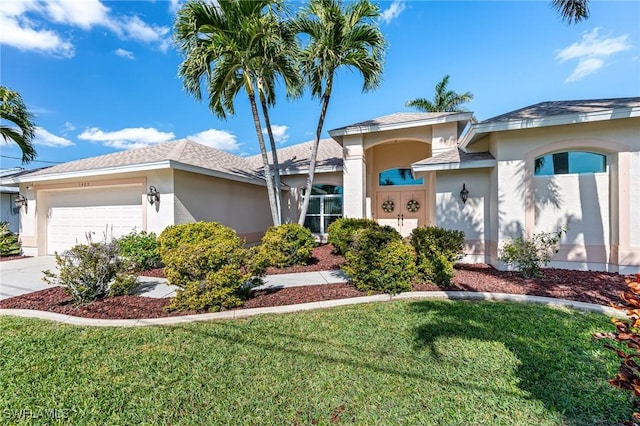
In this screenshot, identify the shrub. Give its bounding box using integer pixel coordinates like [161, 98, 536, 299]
[0, 222, 21, 256]
[410, 227, 465, 287]
[116, 230, 161, 271]
[43, 239, 137, 303]
[342, 226, 417, 294]
[593, 274, 640, 426]
[500, 228, 566, 278]
[254, 223, 316, 268]
[157, 222, 258, 312]
[327, 218, 380, 255]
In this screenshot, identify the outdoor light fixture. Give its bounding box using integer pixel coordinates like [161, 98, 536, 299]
[14, 194, 28, 209]
[147, 186, 160, 205]
[460, 184, 469, 205]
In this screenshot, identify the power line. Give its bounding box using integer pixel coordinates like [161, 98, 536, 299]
[0, 155, 62, 164]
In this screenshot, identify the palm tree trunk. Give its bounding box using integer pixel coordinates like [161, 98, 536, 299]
[247, 88, 280, 226]
[258, 89, 282, 225]
[298, 79, 333, 227]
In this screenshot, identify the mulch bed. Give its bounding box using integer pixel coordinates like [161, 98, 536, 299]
[0, 242, 632, 320]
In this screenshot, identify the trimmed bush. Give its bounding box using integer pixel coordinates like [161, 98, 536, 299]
[342, 226, 417, 294]
[157, 222, 258, 312]
[500, 228, 565, 278]
[0, 222, 20, 256]
[254, 223, 316, 268]
[116, 230, 161, 271]
[410, 227, 465, 287]
[327, 218, 380, 255]
[43, 239, 137, 303]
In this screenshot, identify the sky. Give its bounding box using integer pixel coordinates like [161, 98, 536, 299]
[1, 0, 639, 171]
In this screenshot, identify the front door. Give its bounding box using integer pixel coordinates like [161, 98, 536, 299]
[376, 190, 425, 237]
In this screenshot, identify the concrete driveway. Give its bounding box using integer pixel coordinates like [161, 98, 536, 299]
[0, 256, 57, 301]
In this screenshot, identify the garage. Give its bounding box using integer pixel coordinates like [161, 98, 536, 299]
[45, 185, 144, 255]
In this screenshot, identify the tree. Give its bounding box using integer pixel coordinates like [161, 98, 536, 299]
[0, 86, 37, 164]
[296, 0, 386, 226]
[174, 0, 299, 225]
[405, 75, 473, 113]
[552, 0, 589, 24]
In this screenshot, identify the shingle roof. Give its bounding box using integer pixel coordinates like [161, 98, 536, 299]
[483, 97, 640, 123]
[330, 112, 459, 133]
[20, 139, 263, 183]
[246, 138, 343, 173]
[413, 149, 495, 167]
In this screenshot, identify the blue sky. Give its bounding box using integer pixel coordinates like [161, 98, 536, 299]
[1, 0, 639, 170]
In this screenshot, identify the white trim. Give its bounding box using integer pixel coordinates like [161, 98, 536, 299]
[411, 159, 496, 172]
[277, 165, 342, 176]
[329, 112, 474, 137]
[168, 161, 266, 187]
[460, 105, 640, 149]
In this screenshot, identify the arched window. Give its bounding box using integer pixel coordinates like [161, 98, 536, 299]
[379, 168, 423, 186]
[534, 151, 606, 176]
[303, 184, 342, 234]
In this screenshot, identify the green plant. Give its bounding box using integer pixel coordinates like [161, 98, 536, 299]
[255, 223, 316, 268]
[116, 230, 161, 271]
[594, 274, 640, 426]
[410, 227, 465, 287]
[43, 239, 137, 303]
[157, 222, 259, 312]
[342, 226, 416, 293]
[0, 221, 21, 256]
[327, 218, 380, 255]
[500, 228, 566, 278]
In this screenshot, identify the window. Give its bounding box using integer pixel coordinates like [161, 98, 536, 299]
[534, 151, 606, 176]
[379, 168, 423, 186]
[303, 185, 343, 234]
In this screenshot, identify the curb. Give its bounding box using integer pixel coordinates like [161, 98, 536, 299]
[0, 291, 626, 327]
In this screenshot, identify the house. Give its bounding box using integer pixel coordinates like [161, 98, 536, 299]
[2, 97, 638, 274]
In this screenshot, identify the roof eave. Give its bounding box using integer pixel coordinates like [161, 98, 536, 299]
[278, 165, 343, 176]
[169, 161, 267, 187]
[328, 112, 474, 137]
[412, 159, 497, 172]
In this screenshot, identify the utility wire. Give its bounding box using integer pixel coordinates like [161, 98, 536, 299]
[0, 155, 62, 164]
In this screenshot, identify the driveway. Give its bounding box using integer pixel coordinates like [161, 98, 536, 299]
[0, 256, 57, 301]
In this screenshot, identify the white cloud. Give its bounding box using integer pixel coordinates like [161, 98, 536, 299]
[63, 121, 75, 132]
[0, 0, 170, 57]
[262, 124, 289, 144]
[188, 129, 240, 152]
[380, 0, 406, 24]
[78, 127, 175, 150]
[169, 0, 183, 13]
[115, 47, 134, 60]
[556, 28, 633, 83]
[34, 127, 74, 147]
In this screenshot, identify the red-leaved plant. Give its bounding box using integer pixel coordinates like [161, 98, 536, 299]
[593, 274, 640, 426]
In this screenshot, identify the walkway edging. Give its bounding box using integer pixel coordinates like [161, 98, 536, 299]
[0, 292, 626, 327]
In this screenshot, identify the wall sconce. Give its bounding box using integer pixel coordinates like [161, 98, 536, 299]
[14, 194, 28, 209]
[146, 186, 160, 205]
[460, 184, 469, 205]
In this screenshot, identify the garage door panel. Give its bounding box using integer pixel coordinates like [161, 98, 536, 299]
[47, 187, 143, 255]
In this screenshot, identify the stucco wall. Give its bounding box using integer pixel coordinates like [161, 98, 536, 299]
[434, 168, 491, 263]
[173, 170, 272, 243]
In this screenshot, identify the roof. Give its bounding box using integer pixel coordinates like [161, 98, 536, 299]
[461, 97, 640, 149]
[246, 138, 343, 175]
[329, 111, 473, 139]
[2, 140, 265, 186]
[412, 149, 496, 172]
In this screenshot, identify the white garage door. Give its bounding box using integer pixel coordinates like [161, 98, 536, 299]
[47, 186, 143, 255]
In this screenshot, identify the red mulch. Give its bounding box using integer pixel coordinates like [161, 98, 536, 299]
[0, 255, 32, 262]
[0, 245, 632, 320]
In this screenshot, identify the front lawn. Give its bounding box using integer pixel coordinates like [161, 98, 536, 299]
[0, 301, 629, 425]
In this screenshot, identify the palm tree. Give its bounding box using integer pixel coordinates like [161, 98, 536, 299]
[174, 0, 299, 225]
[295, 0, 386, 226]
[0, 86, 37, 164]
[406, 75, 473, 113]
[552, 0, 589, 24]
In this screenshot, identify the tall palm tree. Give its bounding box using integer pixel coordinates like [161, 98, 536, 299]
[406, 75, 473, 113]
[296, 0, 386, 226]
[174, 0, 298, 225]
[0, 86, 37, 164]
[552, 0, 589, 24]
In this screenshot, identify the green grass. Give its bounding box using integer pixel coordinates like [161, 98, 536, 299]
[0, 301, 630, 425]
